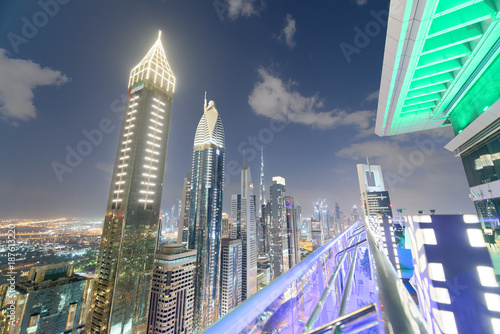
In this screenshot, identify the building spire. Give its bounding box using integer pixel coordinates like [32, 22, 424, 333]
[243, 149, 246, 168]
[204, 91, 207, 111]
[158, 30, 162, 40]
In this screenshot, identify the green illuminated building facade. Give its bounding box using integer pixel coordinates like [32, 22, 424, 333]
[376, 0, 500, 228]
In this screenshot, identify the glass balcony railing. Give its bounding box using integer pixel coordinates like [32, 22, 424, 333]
[205, 219, 428, 334]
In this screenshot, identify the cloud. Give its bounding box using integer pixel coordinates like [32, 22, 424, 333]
[278, 14, 297, 48]
[226, 0, 263, 20]
[248, 68, 374, 130]
[0, 49, 70, 125]
[356, 0, 368, 6]
[364, 90, 379, 103]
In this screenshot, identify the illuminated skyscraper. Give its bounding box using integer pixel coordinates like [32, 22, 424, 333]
[89, 31, 175, 334]
[220, 239, 242, 317]
[147, 244, 196, 334]
[188, 98, 225, 331]
[268, 176, 289, 280]
[178, 171, 192, 247]
[240, 166, 258, 300]
[285, 196, 301, 268]
[356, 164, 393, 218]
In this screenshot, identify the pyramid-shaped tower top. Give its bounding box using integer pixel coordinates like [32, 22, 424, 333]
[128, 31, 175, 93]
[194, 98, 225, 150]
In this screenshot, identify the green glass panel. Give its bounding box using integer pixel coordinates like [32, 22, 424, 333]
[450, 52, 500, 134]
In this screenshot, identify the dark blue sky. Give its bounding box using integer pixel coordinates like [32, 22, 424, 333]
[0, 0, 475, 219]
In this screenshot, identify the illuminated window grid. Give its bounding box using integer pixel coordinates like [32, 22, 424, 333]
[113, 99, 137, 205]
[140, 97, 164, 207]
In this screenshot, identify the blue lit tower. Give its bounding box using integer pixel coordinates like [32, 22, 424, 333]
[89, 31, 175, 334]
[188, 97, 225, 331]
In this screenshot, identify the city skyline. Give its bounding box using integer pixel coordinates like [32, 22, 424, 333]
[0, 0, 475, 221]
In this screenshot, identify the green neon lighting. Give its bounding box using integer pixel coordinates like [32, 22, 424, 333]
[449, 52, 500, 135]
[379, 0, 500, 136]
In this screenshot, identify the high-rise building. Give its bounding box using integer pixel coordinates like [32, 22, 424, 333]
[351, 205, 360, 224]
[258, 147, 266, 219]
[239, 167, 258, 300]
[188, 98, 225, 331]
[311, 219, 324, 251]
[268, 176, 289, 280]
[230, 194, 241, 239]
[219, 239, 242, 317]
[177, 171, 192, 247]
[3, 263, 92, 334]
[89, 31, 175, 334]
[357, 164, 393, 218]
[147, 244, 196, 334]
[285, 196, 300, 268]
[221, 213, 230, 239]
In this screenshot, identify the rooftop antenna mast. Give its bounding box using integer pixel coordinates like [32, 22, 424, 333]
[204, 91, 207, 110]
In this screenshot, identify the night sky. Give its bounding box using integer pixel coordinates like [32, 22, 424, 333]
[0, 0, 475, 219]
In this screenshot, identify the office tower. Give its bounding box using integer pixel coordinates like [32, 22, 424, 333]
[147, 244, 196, 334]
[268, 176, 289, 280]
[221, 213, 230, 239]
[256, 216, 265, 255]
[311, 219, 323, 251]
[230, 194, 241, 239]
[256, 256, 271, 291]
[239, 166, 258, 300]
[285, 196, 301, 268]
[300, 217, 312, 241]
[258, 147, 266, 219]
[406, 214, 500, 334]
[220, 239, 242, 317]
[178, 171, 192, 247]
[188, 98, 225, 331]
[89, 31, 175, 334]
[262, 201, 271, 256]
[356, 164, 393, 218]
[3, 263, 92, 334]
[351, 205, 360, 224]
[313, 200, 330, 240]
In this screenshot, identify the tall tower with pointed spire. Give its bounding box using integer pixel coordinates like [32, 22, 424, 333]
[188, 97, 225, 332]
[88, 31, 175, 334]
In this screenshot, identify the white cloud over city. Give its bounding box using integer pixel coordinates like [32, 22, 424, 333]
[248, 67, 374, 130]
[0, 49, 70, 125]
[226, 0, 264, 19]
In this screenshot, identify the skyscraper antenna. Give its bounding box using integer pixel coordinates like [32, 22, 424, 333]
[204, 92, 207, 110]
[243, 149, 245, 168]
[158, 30, 162, 40]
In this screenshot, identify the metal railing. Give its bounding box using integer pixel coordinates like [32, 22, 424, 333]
[205, 219, 428, 334]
